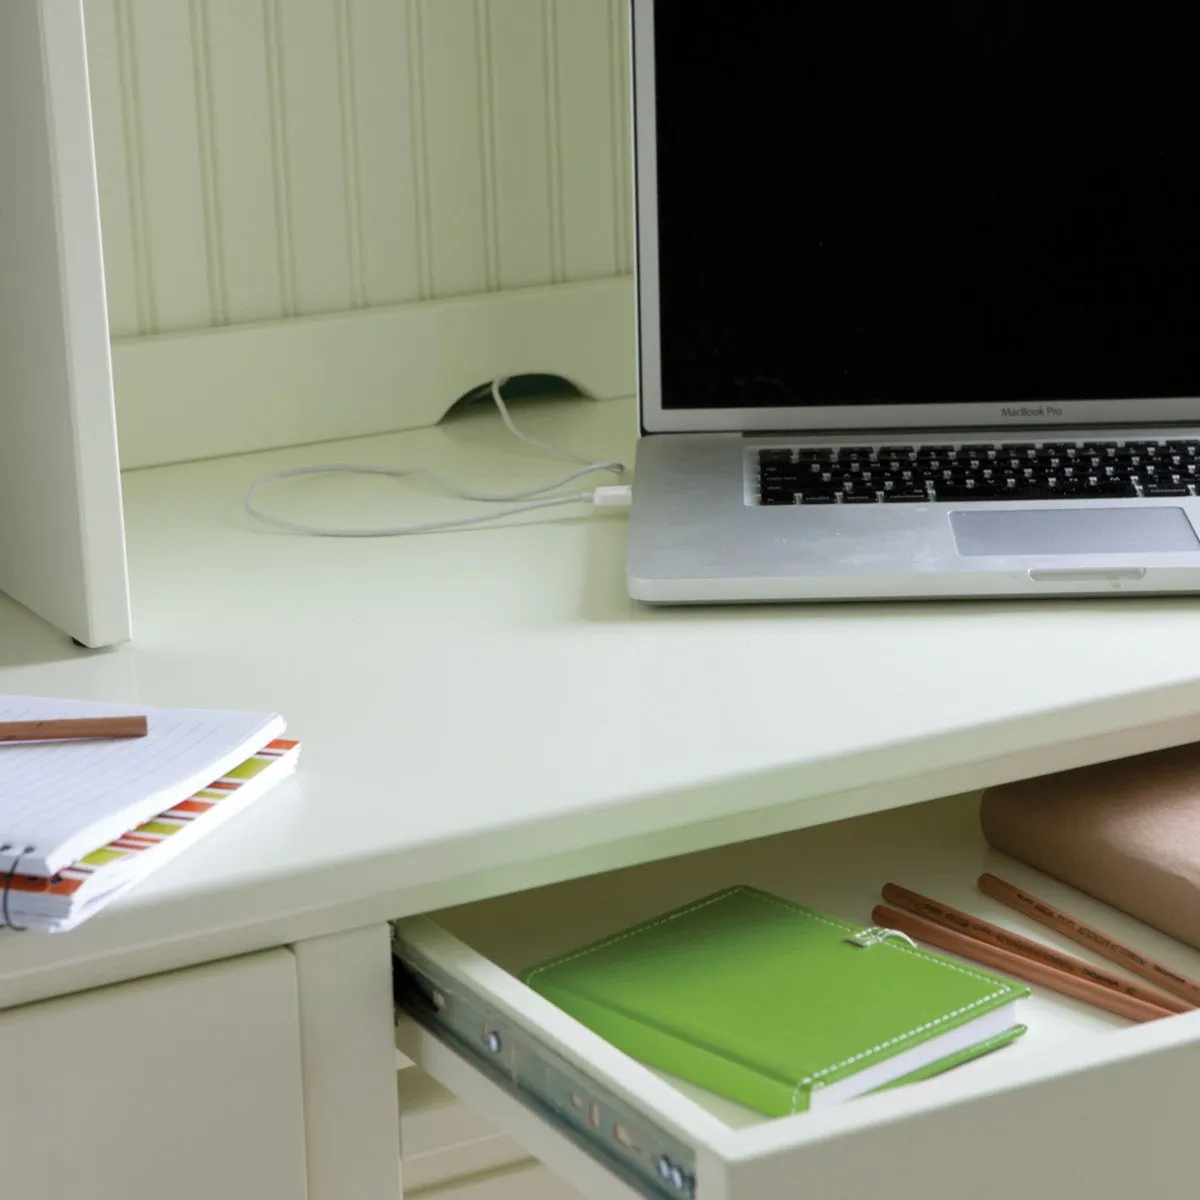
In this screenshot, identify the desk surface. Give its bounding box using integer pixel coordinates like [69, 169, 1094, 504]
[3, 395, 1200, 1007]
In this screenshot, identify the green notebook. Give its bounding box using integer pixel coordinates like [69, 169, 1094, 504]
[521, 886, 1028, 1116]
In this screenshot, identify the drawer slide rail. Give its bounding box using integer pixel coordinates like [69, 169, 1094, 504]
[392, 943, 698, 1200]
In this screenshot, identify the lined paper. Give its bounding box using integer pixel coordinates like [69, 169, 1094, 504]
[4, 738, 301, 932]
[0, 695, 283, 876]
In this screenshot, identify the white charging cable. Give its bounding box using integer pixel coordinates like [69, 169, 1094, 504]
[243, 378, 631, 538]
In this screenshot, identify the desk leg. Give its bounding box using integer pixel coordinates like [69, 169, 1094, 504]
[294, 924, 404, 1199]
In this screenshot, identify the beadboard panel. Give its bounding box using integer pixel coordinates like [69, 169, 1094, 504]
[206, 0, 289, 324]
[84, 0, 635, 339]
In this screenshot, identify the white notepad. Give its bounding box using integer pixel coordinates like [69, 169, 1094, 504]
[0, 694, 284, 876]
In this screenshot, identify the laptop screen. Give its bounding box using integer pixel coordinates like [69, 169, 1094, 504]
[650, 2, 1200, 413]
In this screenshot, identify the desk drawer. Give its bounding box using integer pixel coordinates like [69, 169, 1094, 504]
[394, 793, 1200, 1200]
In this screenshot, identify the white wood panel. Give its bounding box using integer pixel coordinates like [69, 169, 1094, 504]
[0, 0, 131, 647]
[206, 0, 287, 324]
[275, 0, 354, 315]
[0, 951, 307, 1200]
[126, 0, 214, 331]
[80, 0, 141, 336]
[350, 0, 424, 306]
[555, 0, 621, 280]
[293, 925, 402, 1200]
[488, 0, 555, 289]
[543, 0, 567, 282]
[398, 1067, 533, 1191]
[418, 0, 489, 298]
[113, 278, 635, 467]
[416, 1163, 584, 1200]
[84, 0, 633, 338]
[612, 0, 634, 273]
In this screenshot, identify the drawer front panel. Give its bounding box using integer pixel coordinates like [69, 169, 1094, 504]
[0, 950, 307, 1200]
[728, 1031, 1200, 1198]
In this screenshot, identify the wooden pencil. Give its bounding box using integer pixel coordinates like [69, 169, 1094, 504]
[871, 903, 1176, 1023]
[0, 715, 148, 743]
[882, 882, 1192, 1014]
[978, 873, 1200, 1010]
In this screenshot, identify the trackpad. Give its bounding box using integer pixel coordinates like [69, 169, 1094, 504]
[950, 507, 1199, 556]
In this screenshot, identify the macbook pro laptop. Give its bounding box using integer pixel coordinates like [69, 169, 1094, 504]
[626, 1, 1200, 602]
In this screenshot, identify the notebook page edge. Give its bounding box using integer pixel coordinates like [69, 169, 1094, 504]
[0, 706, 284, 874]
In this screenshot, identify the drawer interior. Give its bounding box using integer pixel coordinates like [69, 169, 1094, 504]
[426, 789, 1200, 1132]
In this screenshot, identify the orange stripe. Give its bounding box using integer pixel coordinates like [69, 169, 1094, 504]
[172, 799, 214, 814]
[6, 875, 84, 896]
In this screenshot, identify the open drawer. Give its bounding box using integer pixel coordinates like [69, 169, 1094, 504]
[393, 792, 1200, 1200]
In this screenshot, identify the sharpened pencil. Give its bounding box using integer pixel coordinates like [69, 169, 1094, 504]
[0, 716, 148, 743]
[882, 882, 1191, 1014]
[872, 903, 1176, 1024]
[978, 873, 1200, 1011]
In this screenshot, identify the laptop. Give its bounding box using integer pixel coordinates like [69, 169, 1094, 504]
[626, 1, 1200, 603]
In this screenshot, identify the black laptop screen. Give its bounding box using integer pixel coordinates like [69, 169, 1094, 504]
[649, 2, 1200, 409]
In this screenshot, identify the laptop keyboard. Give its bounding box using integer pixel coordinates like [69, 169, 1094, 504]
[755, 439, 1200, 506]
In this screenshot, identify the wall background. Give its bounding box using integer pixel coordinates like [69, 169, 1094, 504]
[83, 0, 637, 465]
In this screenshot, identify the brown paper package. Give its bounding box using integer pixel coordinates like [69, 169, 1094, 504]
[980, 742, 1200, 952]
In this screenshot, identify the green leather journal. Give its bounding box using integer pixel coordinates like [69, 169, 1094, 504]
[522, 885, 1028, 1116]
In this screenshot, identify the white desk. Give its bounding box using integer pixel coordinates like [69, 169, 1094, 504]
[4, 396, 1200, 1199]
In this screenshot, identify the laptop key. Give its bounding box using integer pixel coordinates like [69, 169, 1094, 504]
[763, 440, 1187, 506]
[944, 486, 1011, 500]
[1081, 481, 1138, 498]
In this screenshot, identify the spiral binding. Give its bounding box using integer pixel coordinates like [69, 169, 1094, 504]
[0, 843, 34, 931]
